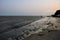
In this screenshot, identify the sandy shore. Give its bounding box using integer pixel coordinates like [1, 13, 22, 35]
[24, 17, 60, 40]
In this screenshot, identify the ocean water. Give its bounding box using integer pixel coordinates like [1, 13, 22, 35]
[0, 16, 43, 40]
[0, 16, 42, 33]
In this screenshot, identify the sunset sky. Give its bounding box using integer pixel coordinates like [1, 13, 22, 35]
[0, 0, 60, 16]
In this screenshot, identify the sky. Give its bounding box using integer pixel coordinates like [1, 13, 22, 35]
[0, 0, 60, 16]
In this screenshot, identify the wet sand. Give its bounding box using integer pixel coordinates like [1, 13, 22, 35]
[24, 30, 60, 40]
